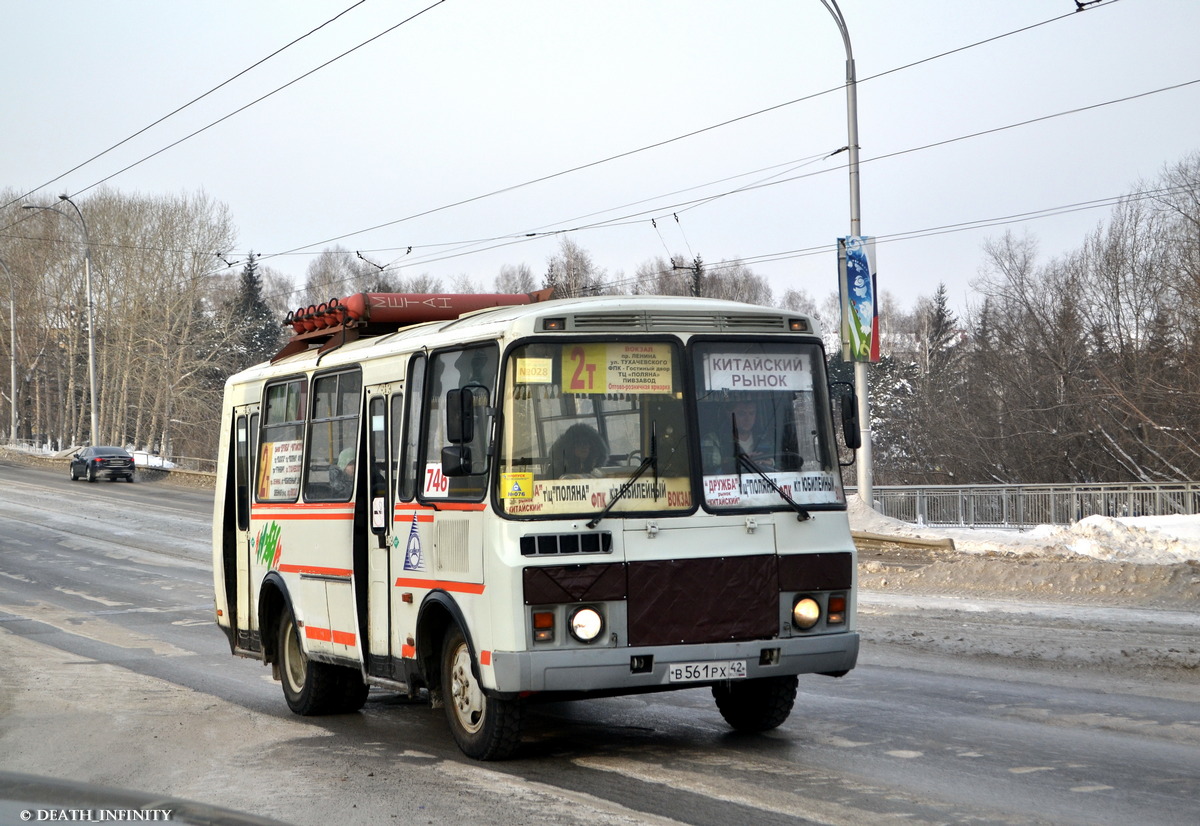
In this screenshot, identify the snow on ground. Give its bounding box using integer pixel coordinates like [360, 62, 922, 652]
[849, 496, 1200, 681]
[848, 496, 1200, 565]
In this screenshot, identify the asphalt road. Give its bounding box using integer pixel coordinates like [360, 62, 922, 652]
[0, 459, 1196, 825]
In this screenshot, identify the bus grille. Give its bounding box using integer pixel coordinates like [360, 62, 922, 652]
[626, 555, 778, 646]
[567, 311, 788, 333]
[520, 532, 613, 556]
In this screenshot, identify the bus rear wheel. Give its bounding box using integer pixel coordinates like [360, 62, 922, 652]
[440, 626, 521, 760]
[712, 675, 798, 732]
[277, 605, 367, 715]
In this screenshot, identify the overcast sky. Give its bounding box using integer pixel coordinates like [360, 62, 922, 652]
[4, 0, 1198, 315]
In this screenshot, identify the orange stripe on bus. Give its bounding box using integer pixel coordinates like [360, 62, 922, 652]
[480, 650, 492, 666]
[278, 564, 353, 578]
[303, 626, 357, 646]
[394, 576, 485, 595]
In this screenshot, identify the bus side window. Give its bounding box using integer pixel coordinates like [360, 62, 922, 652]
[422, 345, 498, 500]
[368, 396, 390, 536]
[389, 392, 404, 500]
[257, 379, 306, 502]
[305, 370, 361, 502]
[234, 415, 249, 531]
[399, 355, 425, 501]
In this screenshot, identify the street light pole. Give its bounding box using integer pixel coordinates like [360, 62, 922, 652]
[22, 197, 99, 446]
[0, 257, 16, 445]
[821, 0, 874, 506]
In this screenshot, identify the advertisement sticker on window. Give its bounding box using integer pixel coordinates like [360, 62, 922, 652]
[258, 440, 303, 500]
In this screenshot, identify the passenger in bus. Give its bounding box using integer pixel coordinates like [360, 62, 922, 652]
[330, 447, 356, 497]
[548, 424, 608, 478]
[702, 400, 774, 473]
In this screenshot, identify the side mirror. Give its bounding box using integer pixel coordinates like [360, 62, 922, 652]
[829, 381, 861, 451]
[840, 390, 861, 450]
[445, 385, 489, 444]
[445, 388, 474, 444]
[441, 444, 473, 477]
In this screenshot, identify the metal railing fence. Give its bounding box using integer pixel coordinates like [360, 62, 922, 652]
[850, 482, 1200, 528]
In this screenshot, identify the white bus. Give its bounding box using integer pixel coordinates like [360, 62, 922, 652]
[212, 291, 862, 760]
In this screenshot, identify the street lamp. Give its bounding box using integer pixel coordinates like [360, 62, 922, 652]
[22, 196, 99, 446]
[820, 0, 874, 505]
[0, 256, 16, 445]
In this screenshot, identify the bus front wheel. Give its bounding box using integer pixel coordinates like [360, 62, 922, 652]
[440, 626, 522, 760]
[277, 605, 368, 715]
[712, 675, 798, 732]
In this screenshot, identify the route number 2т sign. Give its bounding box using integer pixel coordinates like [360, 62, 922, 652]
[563, 343, 673, 395]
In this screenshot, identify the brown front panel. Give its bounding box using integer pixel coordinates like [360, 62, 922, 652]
[522, 563, 627, 605]
[627, 555, 778, 647]
[777, 552, 853, 591]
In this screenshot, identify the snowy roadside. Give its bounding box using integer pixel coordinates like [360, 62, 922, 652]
[849, 495, 1200, 607]
[849, 496, 1200, 686]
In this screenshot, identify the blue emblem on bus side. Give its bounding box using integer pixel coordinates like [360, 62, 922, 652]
[404, 514, 423, 571]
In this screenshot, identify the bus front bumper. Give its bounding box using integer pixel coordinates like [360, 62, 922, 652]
[490, 632, 859, 694]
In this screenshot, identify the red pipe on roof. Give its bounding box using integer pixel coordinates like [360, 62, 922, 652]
[286, 290, 554, 334]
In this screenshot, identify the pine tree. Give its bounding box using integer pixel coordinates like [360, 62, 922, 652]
[228, 253, 282, 370]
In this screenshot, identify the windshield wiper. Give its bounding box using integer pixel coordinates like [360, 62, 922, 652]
[586, 422, 658, 529]
[734, 443, 811, 522]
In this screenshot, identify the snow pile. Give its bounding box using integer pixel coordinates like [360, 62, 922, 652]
[848, 496, 1200, 565]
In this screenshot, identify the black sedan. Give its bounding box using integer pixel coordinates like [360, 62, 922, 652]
[69, 446, 136, 483]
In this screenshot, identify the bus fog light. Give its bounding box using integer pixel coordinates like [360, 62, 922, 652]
[568, 606, 604, 642]
[792, 597, 821, 630]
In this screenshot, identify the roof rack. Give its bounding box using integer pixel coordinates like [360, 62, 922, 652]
[272, 289, 554, 362]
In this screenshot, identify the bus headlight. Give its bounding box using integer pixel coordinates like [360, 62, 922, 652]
[568, 606, 605, 643]
[792, 597, 821, 630]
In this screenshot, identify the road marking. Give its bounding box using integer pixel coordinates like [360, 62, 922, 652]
[440, 760, 687, 826]
[54, 586, 129, 607]
[574, 754, 906, 825]
[0, 600, 192, 657]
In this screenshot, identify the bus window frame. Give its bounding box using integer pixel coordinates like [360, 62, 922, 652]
[303, 367, 363, 504]
[398, 354, 426, 502]
[492, 334, 698, 521]
[416, 342, 499, 505]
[686, 334, 847, 516]
[255, 374, 308, 504]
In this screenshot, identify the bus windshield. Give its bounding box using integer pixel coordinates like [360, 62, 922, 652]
[692, 340, 844, 511]
[496, 340, 693, 517]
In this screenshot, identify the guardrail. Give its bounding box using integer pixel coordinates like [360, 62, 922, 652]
[850, 482, 1200, 528]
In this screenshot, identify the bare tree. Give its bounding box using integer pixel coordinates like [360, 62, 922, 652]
[701, 259, 772, 305]
[544, 237, 609, 297]
[300, 245, 379, 305]
[494, 263, 536, 294]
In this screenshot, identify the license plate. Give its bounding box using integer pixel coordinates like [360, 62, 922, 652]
[667, 659, 747, 683]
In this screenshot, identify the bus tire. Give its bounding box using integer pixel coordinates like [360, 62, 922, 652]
[277, 604, 348, 716]
[712, 675, 798, 732]
[334, 668, 370, 713]
[440, 626, 521, 760]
